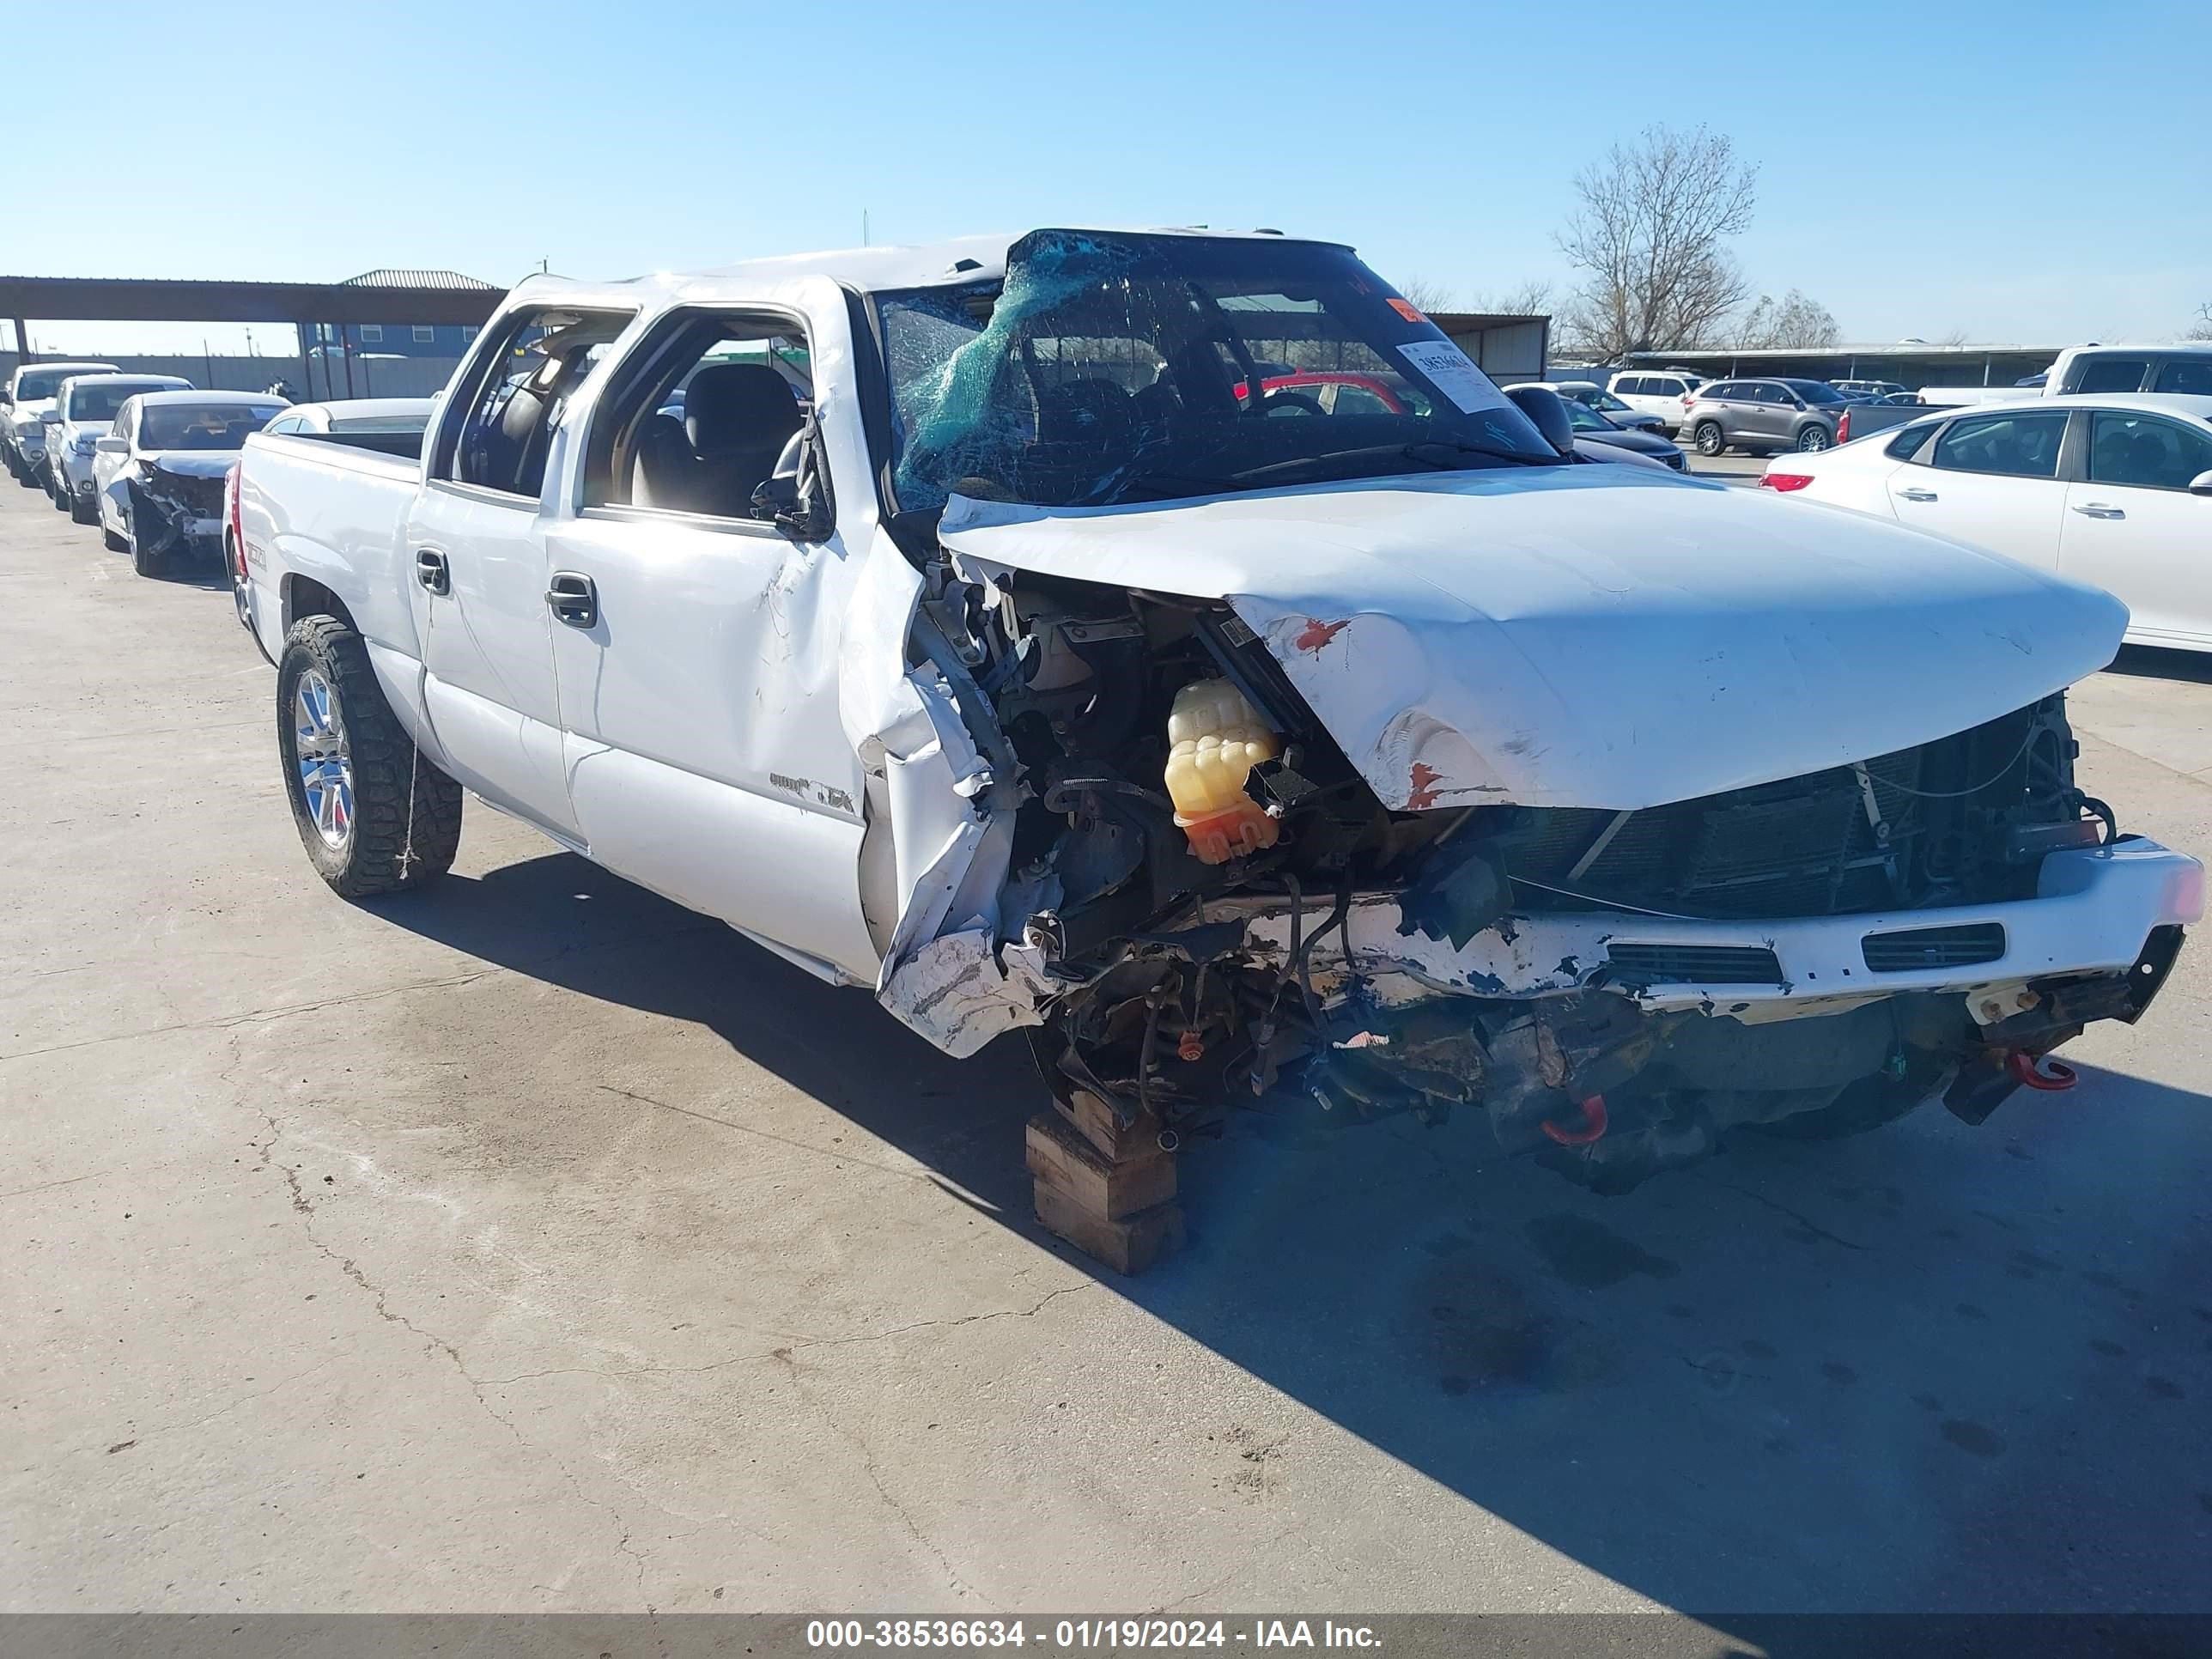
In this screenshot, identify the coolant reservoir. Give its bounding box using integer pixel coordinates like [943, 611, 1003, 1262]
[1164, 679, 1281, 865]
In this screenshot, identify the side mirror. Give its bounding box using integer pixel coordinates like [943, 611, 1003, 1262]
[1503, 384, 1576, 458]
[750, 473, 831, 540]
[94, 435, 126, 454]
[2191, 470, 2212, 497]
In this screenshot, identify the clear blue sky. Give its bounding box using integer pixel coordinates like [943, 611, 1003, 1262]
[6, 0, 2206, 354]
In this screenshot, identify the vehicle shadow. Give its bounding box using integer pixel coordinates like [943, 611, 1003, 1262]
[372, 849, 2212, 1623]
[2105, 644, 2212, 685]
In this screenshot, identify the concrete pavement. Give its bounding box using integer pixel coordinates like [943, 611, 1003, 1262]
[3, 481, 2209, 1620]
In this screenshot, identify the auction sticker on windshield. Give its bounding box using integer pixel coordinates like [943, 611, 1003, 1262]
[1395, 338, 1510, 415]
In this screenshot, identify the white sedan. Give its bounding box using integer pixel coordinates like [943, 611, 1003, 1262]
[1760, 392, 2212, 652]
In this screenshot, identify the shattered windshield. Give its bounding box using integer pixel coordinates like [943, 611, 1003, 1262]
[874, 230, 1557, 513]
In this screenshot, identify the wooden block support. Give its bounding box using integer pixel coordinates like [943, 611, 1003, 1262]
[1026, 1113, 1176, 1218]
[1027, 1109, 1183, 1274]
[1034, 1182, 1186, 1277]
[1051, 1088, 1165, 1162]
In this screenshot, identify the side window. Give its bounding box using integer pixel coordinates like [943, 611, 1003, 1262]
[585, 311, 817, 522]
[1616, 376, 1647, 397]
[1886, 422, 1940, 462]
[2073, 356, 2148, 395]
[1929, 410, 2069, 479]
[264, 415, 303, 434]
[2087, 413, 2212, 491]
[2152, 359, 2212, 396]
[437, 308, 630, 499]
[1652, 377, 1681, 398]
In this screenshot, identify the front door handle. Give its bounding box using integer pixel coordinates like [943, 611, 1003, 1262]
[2072, 501, 2126, 520]
[415, 549, 449, 594]
[1897, 487, 1939, 502]
[546, 570, 598, 629]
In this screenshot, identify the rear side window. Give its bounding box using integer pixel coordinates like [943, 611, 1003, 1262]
[1652, 377, 1683, 397]
[2086, 412, 2212, 490]
[1886, 422, 1941, 461]
[2072, 356, 2148, 394]
[2152, 358, 2212, 396]
[1929, 410, 2069, 479]
[438, 308, 630, 499]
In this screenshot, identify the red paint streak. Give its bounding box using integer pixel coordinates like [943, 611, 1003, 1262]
[1407, 762, 1446, 810]
[1541, 1094, 1609, 1146]
[1294, 617, 1352, 652]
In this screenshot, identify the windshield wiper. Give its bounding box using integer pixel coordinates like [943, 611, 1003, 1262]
[1228, 439, 1551, 489]
[1401, 437, 1559, 469]
[1100, 467, 1256, 503]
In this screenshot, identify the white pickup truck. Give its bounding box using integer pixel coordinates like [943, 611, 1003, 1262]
[234, 226, 2200, 1224]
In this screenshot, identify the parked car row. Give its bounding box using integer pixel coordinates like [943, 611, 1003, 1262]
[0, 362, 295, 575]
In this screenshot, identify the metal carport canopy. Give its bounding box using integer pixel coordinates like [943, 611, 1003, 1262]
[0, 276, 501, 326]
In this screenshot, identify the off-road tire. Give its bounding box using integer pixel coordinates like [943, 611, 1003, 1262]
[1693, 421, 1726, 456]
[278, 616, 463, 897]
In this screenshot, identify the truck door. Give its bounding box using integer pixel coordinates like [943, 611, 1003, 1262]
[538, 307, 880, 982]
[405, 307, 632, 841]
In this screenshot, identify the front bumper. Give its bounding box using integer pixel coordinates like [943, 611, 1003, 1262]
[1236, 837, 2203, 1017]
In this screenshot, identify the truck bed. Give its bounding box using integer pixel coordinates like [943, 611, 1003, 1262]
[236, 432, 427, 681]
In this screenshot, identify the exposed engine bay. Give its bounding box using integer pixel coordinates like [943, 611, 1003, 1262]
[899, 561, 2188, 1193]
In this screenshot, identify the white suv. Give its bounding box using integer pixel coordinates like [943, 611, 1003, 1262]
[3, 361, 119, 488]
[1607, 369, 1708, 434]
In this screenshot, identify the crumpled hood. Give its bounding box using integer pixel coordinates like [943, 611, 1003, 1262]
[939, 465, 2129, 811]
[143, 451, 242, 481]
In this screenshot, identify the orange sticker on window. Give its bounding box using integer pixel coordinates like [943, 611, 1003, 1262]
[1388, 297, 1425, 323]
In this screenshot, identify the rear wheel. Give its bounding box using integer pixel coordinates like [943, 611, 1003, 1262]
[1796, 424, 1833, 453]
[277, 616, 462, 897]
[1693, 421, 1726, 456]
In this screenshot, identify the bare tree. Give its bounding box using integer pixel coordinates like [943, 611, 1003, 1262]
[1470, 279, 1555, 318]
[1935, 327, 1971, 349]
[2187, 302, 2212, 342]
[1393, 276, 1457, 313]
[1556, 126, 1758, 359]
[1735, 289, 1841, 349]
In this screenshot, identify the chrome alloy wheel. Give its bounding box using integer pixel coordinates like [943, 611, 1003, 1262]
[295, 669, 355, 848]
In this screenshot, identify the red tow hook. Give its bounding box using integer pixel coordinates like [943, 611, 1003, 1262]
[2007, 1051, 2079, 1091]
[1542, 1093, 1609, 1146]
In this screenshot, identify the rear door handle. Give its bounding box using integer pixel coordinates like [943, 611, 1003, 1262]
[546, 570, 598, 629]
[2072, 502, 2125, 520]
[415, 549, 449, 594]
[1897, 487, 1939, 502]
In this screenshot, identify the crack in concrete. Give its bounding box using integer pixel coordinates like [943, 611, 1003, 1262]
[2, 969, 500, 1065]
[773, 1349, 992, 1609]
[1702, 1178, 1869, 1251]
[593, 1084, 945, 1187]
[478, 1282, 1096, 1388]
[252, 1106, 672, 1602]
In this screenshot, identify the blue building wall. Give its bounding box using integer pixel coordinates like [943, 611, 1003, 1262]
[304, 320, 481, 359]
